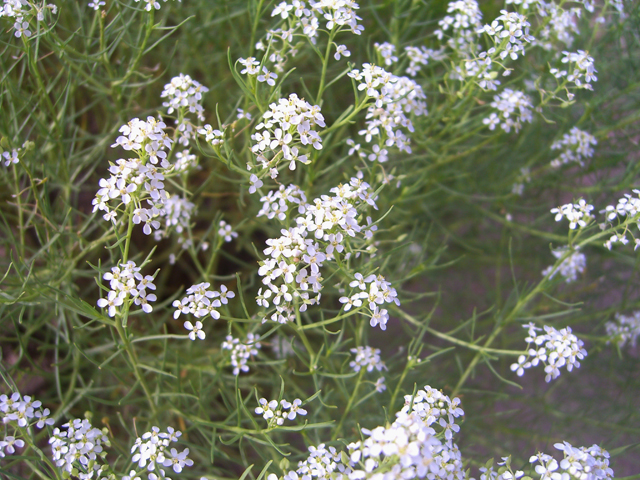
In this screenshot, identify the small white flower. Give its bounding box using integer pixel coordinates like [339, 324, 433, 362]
[184, 320, 206, 340]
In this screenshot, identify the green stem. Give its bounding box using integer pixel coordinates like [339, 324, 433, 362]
[332, 369, 365, 440]
[315, 29, 337, 105]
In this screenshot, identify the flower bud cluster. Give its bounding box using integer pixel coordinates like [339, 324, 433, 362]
[1, 392, 54, 458]
[339, 273, 400, 331]
[478, 10, 535, 61]
[257, 184, 308, 221]
[550, 127, 597, 168]
[255, 397, 307, 427]
[130, 426, 193, 477]
[510, 323, 587, 382]
[605, 311, 640, 349]
[483, 89, 533, 133]
[222, 333, 261, 375]
[349, 346, 387, 373]
[94, 117, 184, 237]
[550, 199, 594, 229]
[250, 94, 325, 179]
[349, 64, 427, 154]
[542, 246, 586, 283]
[173, 283, 235, 340]
[98, 261, 157, 317]
[530, 442, 613, 480]
[256, 175, 384, 325]
[49, 418, 110, 480]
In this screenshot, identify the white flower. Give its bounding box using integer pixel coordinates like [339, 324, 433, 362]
[184, 320, 206, 340]
[334, 44, 351, 60]
[218, 220, 239, 242]
[88, 1, 106, 10]
[350, 346, 386, 373]
[257, 66, 278, 86]
[249, 174, 263, 194]
[550, 199, 594, 229]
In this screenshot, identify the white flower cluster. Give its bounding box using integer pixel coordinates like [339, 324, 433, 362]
[222, 333, 261, 375]
[483, 89, 533, 133]
[345, 399, 464, 479]
[93, 117, 183, 238]
[2, 147, 21, 166]
[255, 397, 307, 427]
[174, 149, 199, 172]
[256, 175, 385, 325]
[402, 385, 465, 441]
[243, 0, 363, 76]
[550, 199, 594, 230]
[478, 10, 535, 61]
[257, 184, 308, 221]
[130, 426, 193, 477]
[510, 323, 587, 382]
[602, 190, 640, 222]
[555, 50, 598, 90]
[271, 0, 364, 44]
[218, 220, 239, 242]
[339, 273, 400, 331]
[0, 392, 54, 458]
[605, 311, 640, 349]
[155, 195, 195, 246]
[277, 443, 348, 480]
[404, 45, 445, 77]
[530, 442, 613, 480]
[434, 0, 483, 54]
[270, 387, 464, 480]
[134, 0, 182, 12]
[542, 246, 586, 283]
[374, 42, 398, 65]
[173, 283, 235, 339]
[161, 73, 209, 146]
[349, 346, 387, 373]
[0, 0, 57, 38]
[98, 261, 157, 317]
[536, 3, 583, 49]
[49, 418, 110, 480]
[550, 127, 597, 167]
[250, 93, 325, 179]
[348, 64, 428, 154]
[161, 73, 208, 122]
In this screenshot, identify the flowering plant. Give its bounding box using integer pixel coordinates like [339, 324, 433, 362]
[1, 0, 639, 479]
